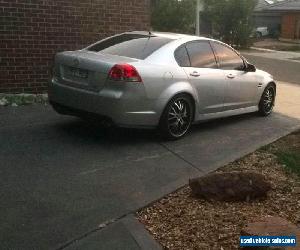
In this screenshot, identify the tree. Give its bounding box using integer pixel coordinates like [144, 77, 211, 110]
[151, 0, 257, 48]
[203, 0, 257, 48]
[151, 0, 196, 34]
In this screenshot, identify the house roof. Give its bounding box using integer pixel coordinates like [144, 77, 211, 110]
[255, 0, 287, 11]
[263, 0, 300, 11]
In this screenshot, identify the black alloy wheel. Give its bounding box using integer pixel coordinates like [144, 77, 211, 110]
[160, 94, 193, 140]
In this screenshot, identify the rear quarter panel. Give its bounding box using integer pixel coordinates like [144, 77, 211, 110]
[132, 61, 199, 119]
[131, 38, 202, 118]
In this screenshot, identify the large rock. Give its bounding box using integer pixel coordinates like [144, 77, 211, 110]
[189, 171, 271, 201]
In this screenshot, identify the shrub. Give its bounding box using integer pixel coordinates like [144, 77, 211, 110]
[151, 0, 196, 34]
[203, 0, 257, 48]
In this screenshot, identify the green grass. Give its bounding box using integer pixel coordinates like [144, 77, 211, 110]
[0, 94, 48, 106]
[276, 151, 300, 176]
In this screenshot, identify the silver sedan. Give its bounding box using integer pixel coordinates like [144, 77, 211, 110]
[49, 31, 276, 139]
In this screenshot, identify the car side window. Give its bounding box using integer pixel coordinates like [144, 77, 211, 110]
[185, 41, 217, 68]
[174, 46, 191, 67]
[212, 42, 245, 70]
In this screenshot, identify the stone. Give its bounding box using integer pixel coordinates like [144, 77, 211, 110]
[189, 171, 271, 202]
[241, 216, 300, 250]
[241, 216, 300, 236]
[294, 187, 300, 194]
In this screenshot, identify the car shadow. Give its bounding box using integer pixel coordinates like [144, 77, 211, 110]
[55, 112, 264, 144]
[55, 118, 159, 145]
[191, 112, 259, 131]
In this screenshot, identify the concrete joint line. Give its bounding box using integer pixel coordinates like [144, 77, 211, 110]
[159, 142, 204, 173]
[56, 214, 128, 250]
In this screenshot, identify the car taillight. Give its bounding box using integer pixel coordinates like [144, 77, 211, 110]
[108, 64, 142, 82]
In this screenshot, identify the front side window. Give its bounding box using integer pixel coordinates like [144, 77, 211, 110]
[185, 41, 217, 68]
[87, 34, 173, 60]
[212, 42, 245, 70]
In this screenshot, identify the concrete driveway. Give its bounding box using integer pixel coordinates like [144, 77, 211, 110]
[1, 53, 300, 249]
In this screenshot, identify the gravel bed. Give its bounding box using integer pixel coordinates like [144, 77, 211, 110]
[137, 132, 300, 249]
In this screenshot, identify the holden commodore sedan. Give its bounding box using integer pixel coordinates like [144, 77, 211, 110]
[49, 31, 276, 139]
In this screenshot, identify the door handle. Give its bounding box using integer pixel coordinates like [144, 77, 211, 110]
[227, 73, 235, 79]
[190, 71, 200, 77]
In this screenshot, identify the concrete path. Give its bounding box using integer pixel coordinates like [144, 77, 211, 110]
[275, 82, 300, 120]
[64, 215, 162, 250]
[1, 80, 300, 250]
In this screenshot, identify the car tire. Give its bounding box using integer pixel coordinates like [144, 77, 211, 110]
[159, 94, 194, 140]
[256, 31, 262, 38]
[258, 83, 276, 116]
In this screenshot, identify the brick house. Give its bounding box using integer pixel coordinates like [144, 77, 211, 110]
[0, 0, 151, 93]
[267, 0, 300, 40]
[253, 0, 300, 41]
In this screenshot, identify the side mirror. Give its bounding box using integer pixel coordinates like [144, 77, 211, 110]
[245, 63, 256, 72]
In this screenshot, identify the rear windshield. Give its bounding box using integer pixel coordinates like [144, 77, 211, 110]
[87, 34, 173, 60]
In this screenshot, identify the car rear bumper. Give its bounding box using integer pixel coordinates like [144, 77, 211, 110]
[48, 78, 159, 128]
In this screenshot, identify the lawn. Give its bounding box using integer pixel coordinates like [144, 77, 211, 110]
[277, 151, 300, 176]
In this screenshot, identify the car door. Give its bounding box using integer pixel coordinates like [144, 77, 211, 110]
[211, 41, 258, 110]
[175, 41, 227, 114]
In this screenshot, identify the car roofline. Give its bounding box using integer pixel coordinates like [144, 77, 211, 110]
[139, 31, 232, 47]
[123, 30, 211, 41]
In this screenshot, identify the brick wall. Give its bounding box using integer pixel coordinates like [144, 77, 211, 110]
[0, 0, 151, 93]
[281, 13, 300, 40]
